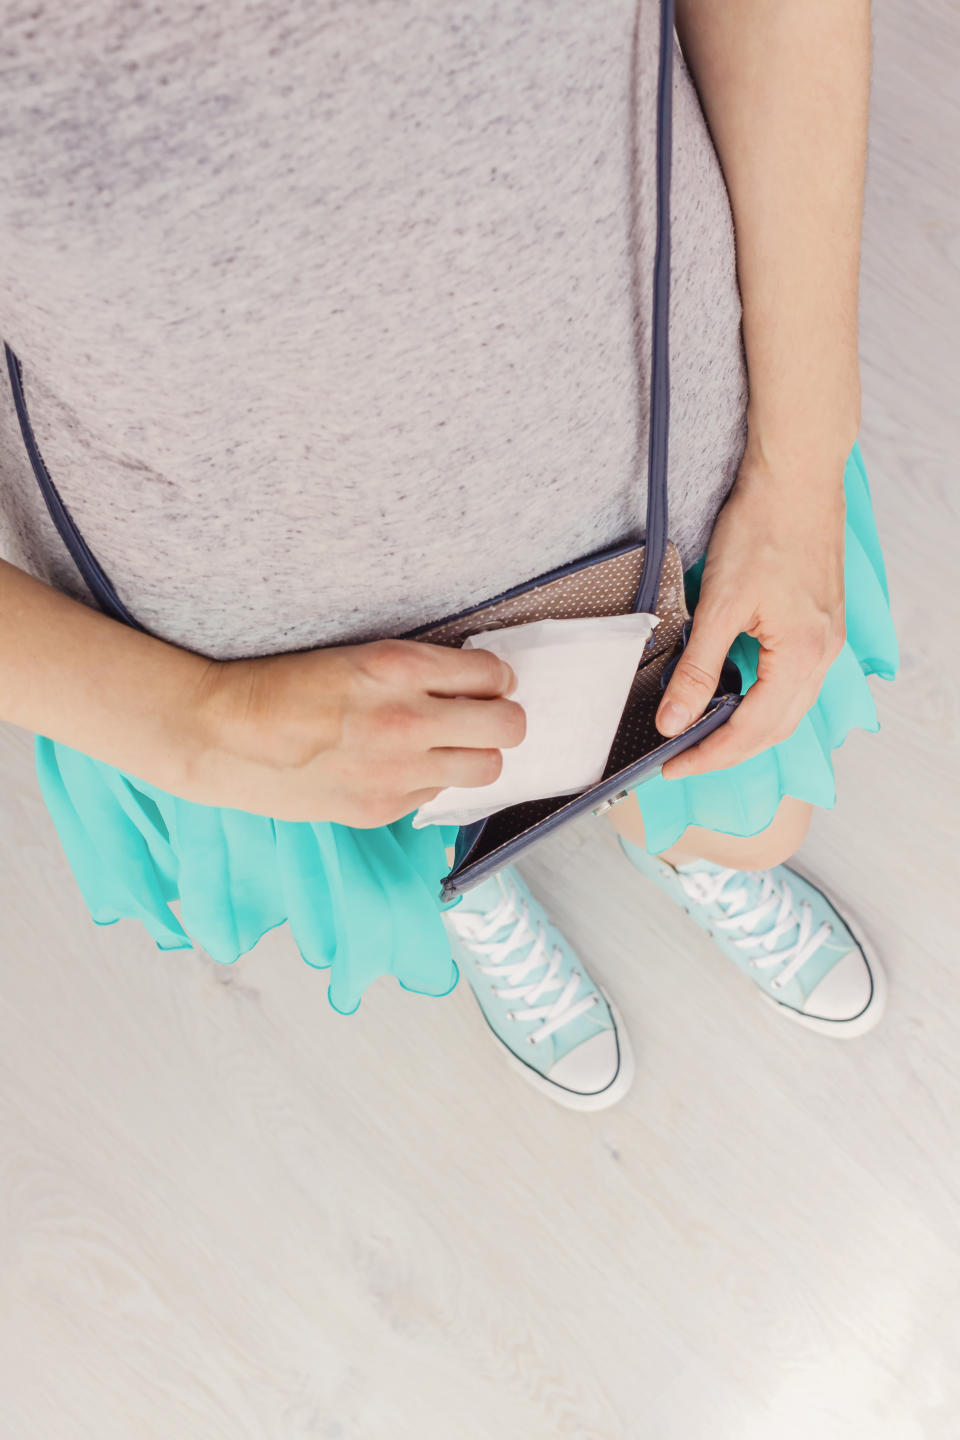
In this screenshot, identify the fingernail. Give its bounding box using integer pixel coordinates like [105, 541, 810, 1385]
[657, 701, 690, 737]
[501, 662, 518, 695]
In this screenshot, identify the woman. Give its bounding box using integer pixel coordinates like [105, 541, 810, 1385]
[0, 1, 897, 1109]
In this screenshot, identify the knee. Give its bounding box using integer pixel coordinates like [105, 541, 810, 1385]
[733, 797, 813, 871]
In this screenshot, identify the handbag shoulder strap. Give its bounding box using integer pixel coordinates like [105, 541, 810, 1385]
[4, 340, 144, 630]
[633, 0, 674, 615]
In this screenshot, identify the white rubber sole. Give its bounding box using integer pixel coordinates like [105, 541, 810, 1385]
[475, 983, 636, 1112]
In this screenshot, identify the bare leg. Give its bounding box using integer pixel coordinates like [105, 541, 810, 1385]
[604, 789, 813, 871]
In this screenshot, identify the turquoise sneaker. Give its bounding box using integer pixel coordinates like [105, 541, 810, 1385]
[616, 837, 886, 1037]
[442, 865, 635, 1110]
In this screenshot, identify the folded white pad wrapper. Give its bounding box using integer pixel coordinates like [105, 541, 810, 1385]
[412, 612, 660, 829]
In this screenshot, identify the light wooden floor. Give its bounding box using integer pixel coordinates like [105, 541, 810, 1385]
[1, 7, 957, 1439]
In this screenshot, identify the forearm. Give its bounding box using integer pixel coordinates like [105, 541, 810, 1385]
[0, 557, 213, 792]
[674, 0, 871, 477]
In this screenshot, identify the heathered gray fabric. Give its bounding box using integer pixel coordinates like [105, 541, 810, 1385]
[0, 0, 747, 662]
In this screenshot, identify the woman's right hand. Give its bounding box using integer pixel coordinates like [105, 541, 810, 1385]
[185, 638, 526, 826]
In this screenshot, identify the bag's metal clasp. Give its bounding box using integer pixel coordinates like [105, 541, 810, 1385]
[591, 788, 631, 818]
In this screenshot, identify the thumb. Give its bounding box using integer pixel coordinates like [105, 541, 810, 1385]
[656, 609, 737, 737]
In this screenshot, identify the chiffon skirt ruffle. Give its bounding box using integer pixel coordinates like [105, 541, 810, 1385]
[34, 437, 898, 1014]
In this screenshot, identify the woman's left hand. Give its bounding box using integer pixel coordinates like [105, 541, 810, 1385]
[655, 441, 849, 779]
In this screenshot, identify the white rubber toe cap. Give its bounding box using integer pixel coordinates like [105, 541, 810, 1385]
[802, 949, 874, 1022]
[547, 1030, 622, 1096]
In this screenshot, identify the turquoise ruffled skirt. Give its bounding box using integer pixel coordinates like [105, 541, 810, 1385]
[35, 437, 899, 1014]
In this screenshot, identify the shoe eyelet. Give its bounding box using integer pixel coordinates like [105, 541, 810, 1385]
[526, 1035, 537, 1046]
[506, 1010, 517, 1021]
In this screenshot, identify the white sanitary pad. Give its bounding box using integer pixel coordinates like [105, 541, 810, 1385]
[412, 611, 659, 829]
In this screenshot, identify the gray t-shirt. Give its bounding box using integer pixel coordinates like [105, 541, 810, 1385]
[0, 0, 747, 662]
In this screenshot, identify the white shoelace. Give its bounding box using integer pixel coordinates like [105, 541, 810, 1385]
[445, 885, 600, 1045]
[676, 866, 833, 989]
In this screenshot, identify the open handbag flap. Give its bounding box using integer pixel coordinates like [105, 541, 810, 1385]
[445, 639, 742, 893]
